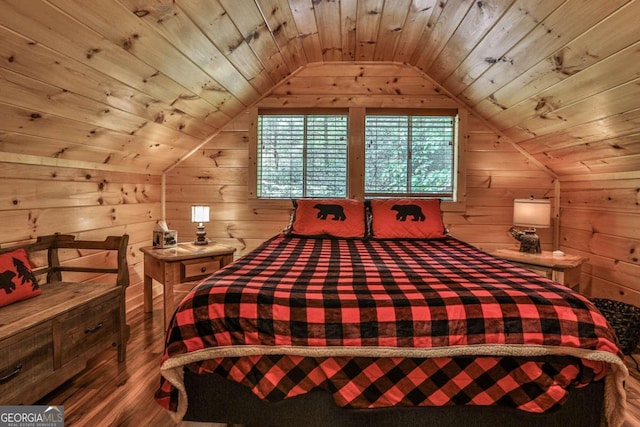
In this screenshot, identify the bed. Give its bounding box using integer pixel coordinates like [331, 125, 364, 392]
[155, 198, 628, 427]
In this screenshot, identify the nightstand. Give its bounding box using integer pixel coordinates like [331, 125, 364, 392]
[491, 249, 588, 289]
[140, 242, 236, 330]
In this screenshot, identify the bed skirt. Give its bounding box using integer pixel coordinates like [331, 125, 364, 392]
[183, 369, 605, 427]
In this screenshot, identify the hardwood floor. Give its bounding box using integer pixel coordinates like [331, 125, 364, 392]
[40, 288, 640, 427]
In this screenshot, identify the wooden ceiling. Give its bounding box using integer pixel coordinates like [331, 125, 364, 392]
[0, 0, 638, 176]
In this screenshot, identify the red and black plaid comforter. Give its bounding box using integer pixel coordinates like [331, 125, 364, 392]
[156, 235, 627, 425]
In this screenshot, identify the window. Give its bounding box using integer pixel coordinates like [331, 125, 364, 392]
[257, 113, 348, 198]
[364, 113, 457, 199]
[251, 108, 463, 205]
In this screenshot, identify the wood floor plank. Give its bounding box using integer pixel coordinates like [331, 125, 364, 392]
[40, 286, 640, 426]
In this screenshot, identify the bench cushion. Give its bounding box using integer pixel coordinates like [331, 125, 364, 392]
[0, 281, 118, 337]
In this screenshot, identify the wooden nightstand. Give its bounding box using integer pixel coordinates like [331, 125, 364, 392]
[491, 249, 588, 289]
[140, 242, 236, 330]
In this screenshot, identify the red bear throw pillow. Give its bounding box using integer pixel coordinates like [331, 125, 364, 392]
[0, 248, 41, 307]
[369, 198, 446, 239]
[290, 199, 366, 238]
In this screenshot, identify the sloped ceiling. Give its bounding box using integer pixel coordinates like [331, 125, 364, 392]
[0, 0, 638, 176]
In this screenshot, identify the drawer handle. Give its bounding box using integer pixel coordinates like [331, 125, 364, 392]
[200, 266, 207, 273]
[0, 363, 22, 383]
[85, 321, 104, 334]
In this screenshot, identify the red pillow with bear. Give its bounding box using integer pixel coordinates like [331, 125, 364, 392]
[0, 248, 41, 307]
[289, 199, 366, 238]
[369, 198, 446, 239]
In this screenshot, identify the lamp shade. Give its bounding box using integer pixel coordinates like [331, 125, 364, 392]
[513, 198, 550, 228]
[191, 205, 210, 223]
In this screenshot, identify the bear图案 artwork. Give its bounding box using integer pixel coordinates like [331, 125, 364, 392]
[391, 204, 426, 222]
[314, 204, 347, 221]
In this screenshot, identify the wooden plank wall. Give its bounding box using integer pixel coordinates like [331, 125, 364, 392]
[560, 173, 640, 306]
[165, 64, 556, 258]
[0, 162, 160, 311]
[457, 114, 556, 252]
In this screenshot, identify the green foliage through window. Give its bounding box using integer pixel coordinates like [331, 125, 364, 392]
[365, 115, 455, 198]
[256, 111, 457, 200]
[257, 114, 348, 198]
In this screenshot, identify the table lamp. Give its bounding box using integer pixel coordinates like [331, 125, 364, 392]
[191, 205, 210, 245]
[510, 197, 550, 254]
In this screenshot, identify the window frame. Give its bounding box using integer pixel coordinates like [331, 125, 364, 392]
[363, 108, 459, 199]
[249, 107, 467, 212]
[256, 110, 349, 199]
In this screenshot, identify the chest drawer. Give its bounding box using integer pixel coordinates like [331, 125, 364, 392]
[510, 262, 553, 279]
[181, 257, 221, 281]
[0, 324, 53, 404]
[53, 294, 120, 369]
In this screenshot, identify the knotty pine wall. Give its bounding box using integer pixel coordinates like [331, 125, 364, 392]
[0, 162, 160, 312]
[0, 59, 633, 317]
[560, 174, 640, 305]
[165, 64, 556, 260]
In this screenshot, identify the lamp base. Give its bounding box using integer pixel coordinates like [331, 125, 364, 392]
[510, 227, 541, 254]
[194, 224, 209, 245]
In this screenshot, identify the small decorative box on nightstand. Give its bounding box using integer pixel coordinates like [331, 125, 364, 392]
[491, 249, 588, 289]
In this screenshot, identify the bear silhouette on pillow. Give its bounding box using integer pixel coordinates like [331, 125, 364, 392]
[314, 204, 346, 221]
[391, 204, 425, 222]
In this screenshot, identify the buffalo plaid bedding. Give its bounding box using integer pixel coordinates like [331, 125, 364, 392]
[156, 235, 628, 426]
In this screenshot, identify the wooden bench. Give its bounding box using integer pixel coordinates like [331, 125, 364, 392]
[0, 234, 129, 404]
